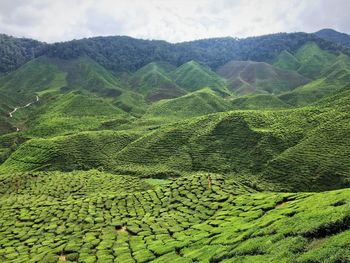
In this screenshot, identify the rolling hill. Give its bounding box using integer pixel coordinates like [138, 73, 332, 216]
[171, 60, 229, 95]
[145, 88, 232, 120]
[129, 62, 186, 101]
[295, 42, 338, 79]
[279, 53, 350, 106]
[217, 60, 309, 95]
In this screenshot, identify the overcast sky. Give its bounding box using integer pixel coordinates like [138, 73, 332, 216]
[0, 0, 349, 43]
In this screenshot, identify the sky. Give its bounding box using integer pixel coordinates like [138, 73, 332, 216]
[0, 0, 349, 43]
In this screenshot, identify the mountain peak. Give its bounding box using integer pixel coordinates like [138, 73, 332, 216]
[315, 28, 350, 48]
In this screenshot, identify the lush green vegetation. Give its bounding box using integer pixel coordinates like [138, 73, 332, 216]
[0, 31, 350, 262]
[0, 172, 349, 262]
[0, 34, 44, 74]
[145, 88, 231, 120]
[3, 30, 349, 75]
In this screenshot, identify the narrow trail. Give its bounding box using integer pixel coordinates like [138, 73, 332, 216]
[237, 62, 254, 88]
[8, 95, 39, 132]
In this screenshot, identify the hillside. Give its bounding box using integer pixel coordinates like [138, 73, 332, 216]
[3, 94, 350, 191]
[130, 62, 186, 101]
[2, 31, 349, 75]
[279, 54, 350, 106]
[230, 94, 290, 110]
[171, 61, 229, 94]
[0, 34, 45, 74]
[273, 50, 301, 71]
[145, 88, 232, 120]
[295, 42, 338, 79]
[217, 60, 309, 94]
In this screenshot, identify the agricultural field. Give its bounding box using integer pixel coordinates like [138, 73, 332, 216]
[0, 172, 349, 262]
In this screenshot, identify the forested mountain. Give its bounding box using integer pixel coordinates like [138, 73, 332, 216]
[0, 34, 45, 74]
[315, 28, 350, 48]
[2, 30, 350, 75]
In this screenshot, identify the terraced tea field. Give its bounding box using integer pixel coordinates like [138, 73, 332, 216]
[0, 171, 349, 262]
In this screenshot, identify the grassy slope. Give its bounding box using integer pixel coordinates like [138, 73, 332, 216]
[295, 42, 338, 79]
[145, 88, 232, 120]
[0, 130, 142, 173]
[230, 94, 290, 110]
[101, 91, 343, 191]
[62, 56, 148, 114]
[0, 57, 66, 96]
[0, 56, 150, 138]
[5, 91, 350, 191]
[273, 50, 301, 71]
[24, 91, 127, 137]
[130, 62, 186, 101]
[279, 54, 350, 106]
[171, 60, 229, 95]
[0, 172, 349, 262]
[217, 60, 309, 95]
[0, 57, 67, 134]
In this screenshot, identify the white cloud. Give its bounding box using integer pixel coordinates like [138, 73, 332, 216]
[0, 0, 348, 43]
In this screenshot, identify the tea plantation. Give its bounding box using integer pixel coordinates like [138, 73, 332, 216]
[0, 34, 350, 262]
[0, 172, 349, 262]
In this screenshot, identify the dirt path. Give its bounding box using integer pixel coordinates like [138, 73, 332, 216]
[237, 62, 254, 88]
[8, 95, 39, 132]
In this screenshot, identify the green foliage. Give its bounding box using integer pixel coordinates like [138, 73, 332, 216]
[295, 42, 338, 79]
[171, 60, 229, 94]
[279, 53, 350, 106]
[273, 50, 301, 71]
[0, 173, 348, 262]
[0, 34, 44, 74]
[230, 94, 290, 110]
[145, 88, 232, 120]
[129, 62, 186, 101]
[0, 130, 142, 172]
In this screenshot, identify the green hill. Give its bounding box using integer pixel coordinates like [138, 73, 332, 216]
[145, 88, 232, 120]
[0, 56, 66, 96]
[63, 56, 124, 97]
[130, 62, 186, 101]
[295, 42, 338, 79]
[7, 95, 350, 191]
[24, 91, 127, 137]
[217, 60, 309, 95]
[0, 130, 141, 173]
[279, 54, 350, 106]
[273, 50, 301, 71]
[231, 94, 290, 110]
[171, 60, 229, 94]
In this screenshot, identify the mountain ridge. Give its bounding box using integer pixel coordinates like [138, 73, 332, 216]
[1, 29, 350, 75]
